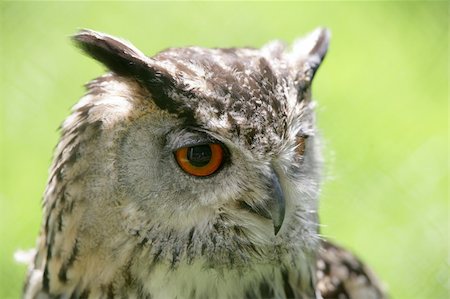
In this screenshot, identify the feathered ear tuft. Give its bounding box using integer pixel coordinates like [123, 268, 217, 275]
[72, 29, 152, 77]
[72, 29, 187, 116]
[290, 27, 330, 87]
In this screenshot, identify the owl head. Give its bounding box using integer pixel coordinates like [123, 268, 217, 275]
[42, 29, 329, 285]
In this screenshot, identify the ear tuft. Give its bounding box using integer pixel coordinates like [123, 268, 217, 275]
[72, 29, 185, 116]
[72, 29, 151, 76]
[290, 27, 331, 83]
[292, 27, 330, 64]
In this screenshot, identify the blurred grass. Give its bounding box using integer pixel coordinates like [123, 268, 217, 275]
[0, 1, 447, 298]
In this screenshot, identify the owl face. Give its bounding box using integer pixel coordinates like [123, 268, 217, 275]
[57, 29, 329, 269]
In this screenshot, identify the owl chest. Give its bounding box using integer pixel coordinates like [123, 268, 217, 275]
[133, 261, 289, 299]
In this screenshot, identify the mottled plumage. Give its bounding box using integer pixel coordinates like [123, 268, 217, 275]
[22, 28, 387, 299]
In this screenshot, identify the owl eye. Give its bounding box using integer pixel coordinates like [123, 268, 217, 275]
[174, 143, 224, 177]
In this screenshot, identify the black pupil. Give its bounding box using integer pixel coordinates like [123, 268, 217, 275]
[187, 145, 212, 167]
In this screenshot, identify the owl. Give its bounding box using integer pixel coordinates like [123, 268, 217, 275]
[22, 28, 387, 299]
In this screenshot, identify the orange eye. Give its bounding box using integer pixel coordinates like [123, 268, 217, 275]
[175, 143, 224, 177]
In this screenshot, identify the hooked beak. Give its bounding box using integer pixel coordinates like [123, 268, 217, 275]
[267, 169, 286, 235]
[239, 168, 286, 236]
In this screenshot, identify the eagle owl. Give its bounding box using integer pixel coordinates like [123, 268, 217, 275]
[23, 28, 387, 299]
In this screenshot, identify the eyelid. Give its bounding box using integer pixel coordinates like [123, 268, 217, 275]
[167, 129, 217, 151]
[173, 138, 220, 151]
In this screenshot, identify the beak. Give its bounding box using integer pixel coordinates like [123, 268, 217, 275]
[267, 169, 286, 235]
[237, 168, 286, 236]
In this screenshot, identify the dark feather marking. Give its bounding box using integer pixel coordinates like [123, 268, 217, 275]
[58, 188, 66, 205]
[68, 291, 77, 299]
[170, 245, 181, 269]
[44, 199, 58, 237]
[107, 283, 115, 299]
[244, 128, 257, 146]
[258, 57, 278, 92]
[211, 234, 218, 247]
[226, 113, 240, 136]
[321, 284, 349, 299]
[138, 237, 149, 247]
[186, 227, 195, 249]
[58, 239, 79, 283]
[79, 288, 90, 299]
[227, 247, 235, 265]
[233, 225, 242, 237]
[186, 227, 196, 264]
[211, 224, 220, 251]
[211, 97, 225, 113]
[55, 167, 63, 181]
[42, 242, 53, 292]
[57, 209, 63, 232]
[65, 200, 76, 214]
[201, 243, 207, 255]
[122, 260, 134, 287]
[282, 270, 295, 299]
[137, 285, 152, 299]
[342, 259, 367, 277]
[42, 264, 50, 292]
[152, 247, 163, 263]
[245, 289, 256, 299]
[259, 280, 274, 298]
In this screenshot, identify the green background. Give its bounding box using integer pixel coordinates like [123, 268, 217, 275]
[0, 1, 447, 298]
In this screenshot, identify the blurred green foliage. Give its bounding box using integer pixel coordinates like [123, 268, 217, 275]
[0, 1, 447, 298]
